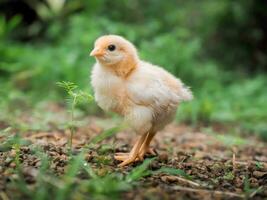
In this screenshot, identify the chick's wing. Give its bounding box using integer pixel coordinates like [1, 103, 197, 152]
[127, 66, 180, 112]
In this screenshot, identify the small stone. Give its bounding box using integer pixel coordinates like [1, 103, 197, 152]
[85, 153, 93, 162]
[9, 162, 16, 168]
[158, 153, 168, 163]
[160, 175, 178, 183]
[20, 147, 30, 153]
[250, 177, 259, 187]
[222, 182, 232, 189]
[149, 160, 160, 170]
[97, 168, 108, 177]
[234, 177, 243, 188]
[49, 151, 58, 156]
[5, 157, 12, 165]
[253, 171, 267, 178]
[9, 149, 16, 157]
[35, 160, 41, 167]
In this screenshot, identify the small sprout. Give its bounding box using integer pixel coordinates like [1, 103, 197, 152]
[255, 161, 263, 169]
[155, 167, 192, 180]
[56, 81, 78, 93]
[57, 81, 93, 152]
[223, 172, 235, 181]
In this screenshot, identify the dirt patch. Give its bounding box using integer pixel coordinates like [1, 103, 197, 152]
[0, 117, 267, 200]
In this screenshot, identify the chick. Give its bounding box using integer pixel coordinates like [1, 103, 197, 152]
[90, 35, 193, 167]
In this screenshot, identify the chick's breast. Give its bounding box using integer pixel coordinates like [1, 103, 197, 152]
[91, 63, 129, 114]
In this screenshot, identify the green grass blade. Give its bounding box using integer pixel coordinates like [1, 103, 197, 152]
[55, 152, 85, 200]
[125, 158, 156, 182]
[155, 167, 192, 180]
[88, 126, 123, 145]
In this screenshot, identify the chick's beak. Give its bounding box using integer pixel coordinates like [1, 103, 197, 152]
[90, 47, 105, 57]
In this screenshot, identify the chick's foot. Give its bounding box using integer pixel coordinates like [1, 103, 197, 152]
[146, 148, 157, 155]
[117, 154, 140, 167]
[114, 152, 141, 162]
[138, 147, 157, 159]
[114, 147, 157, 162]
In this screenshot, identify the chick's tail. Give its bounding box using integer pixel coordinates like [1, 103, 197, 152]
[179, 86, 193, 102]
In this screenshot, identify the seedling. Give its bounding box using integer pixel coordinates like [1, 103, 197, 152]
[57, 81, 93, 152]
[255, 161, 263, 169]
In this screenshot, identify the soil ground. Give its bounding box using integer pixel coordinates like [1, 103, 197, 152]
[0, 108, 267, 200]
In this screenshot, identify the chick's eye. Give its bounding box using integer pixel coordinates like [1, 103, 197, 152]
[107, 44, 116, 51]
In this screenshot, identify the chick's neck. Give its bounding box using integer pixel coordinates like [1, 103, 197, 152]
[102, 54, 138, 78]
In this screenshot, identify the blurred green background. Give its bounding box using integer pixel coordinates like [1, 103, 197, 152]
[0, 0, 267, 139]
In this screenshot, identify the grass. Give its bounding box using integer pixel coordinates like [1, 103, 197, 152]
[1, 126, 193, 200]
[1, 102, 266, 199]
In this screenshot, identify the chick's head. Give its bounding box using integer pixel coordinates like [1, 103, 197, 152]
[90, 35, 138, 66]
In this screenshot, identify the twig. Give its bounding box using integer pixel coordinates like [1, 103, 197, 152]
[172, 185, 245, 199]
[0, 192, 10, 200]
[193, 151, 267, 168]
[27, 132, 61, 139]
[175, 176, 201, 188]
[235, 160, 267, 166]
[232, 147, 236, 175]
[249, 186, 263, 198]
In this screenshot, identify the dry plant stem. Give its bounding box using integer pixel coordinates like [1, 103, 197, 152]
[0, 192, 10, 200]
[69, 96, 76, 152]
[174, 176, 201, 188]
[172, 186, 245, 198]
[249, 186, 263, 198]
[232, 153, 236, 175]
[232, 147, 236, 175]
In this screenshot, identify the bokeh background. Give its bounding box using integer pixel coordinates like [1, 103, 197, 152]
[0, 0, 267, 139]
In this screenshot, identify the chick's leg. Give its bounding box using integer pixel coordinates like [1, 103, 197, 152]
[115, 132, 156, 161]
[115, 133, 147, 167]
[138, 132, 156, 160]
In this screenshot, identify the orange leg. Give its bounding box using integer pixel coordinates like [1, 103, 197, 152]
[115, 133, 147, 167]
[114, 139, 141, 161]
[138, 132, 156, 160]
[114, 132, 156, 163]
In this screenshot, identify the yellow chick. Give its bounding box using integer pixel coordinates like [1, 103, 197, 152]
[90, 35, 193, 167]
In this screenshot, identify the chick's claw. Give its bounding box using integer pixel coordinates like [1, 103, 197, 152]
[114, 152, 130, 161]
[118, 156, 138, 167]
[114, 148, 156, 163]
[114, 155, 128, 161]
[114, 152, 142, 162]
[146, 148, 157, 155]
[115, 152, 129, 156]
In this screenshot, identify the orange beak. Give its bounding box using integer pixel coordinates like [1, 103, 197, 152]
[90, 47, 105, 57]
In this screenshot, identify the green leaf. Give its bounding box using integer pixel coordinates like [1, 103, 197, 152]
[82, 174, 131, 198]
[55, 152, 85, 200]
[255, 161, 263, 169]
[125, 158, 155, 182]
[154, 167, 192, 180]
[56, 81, 78, 93]
[76, 90, 93, 103]
[6, 15, 21, 32]
[88, 126, 122, 145]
